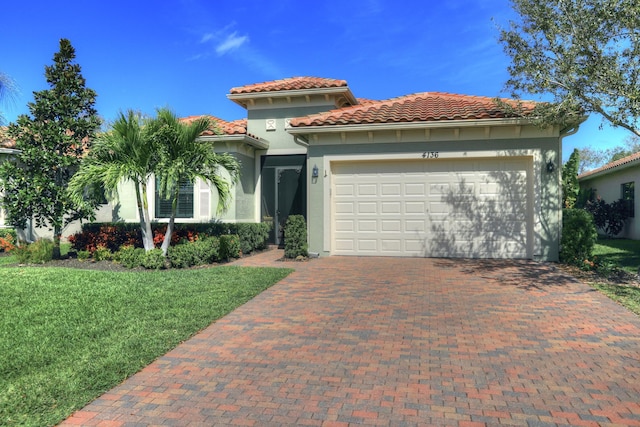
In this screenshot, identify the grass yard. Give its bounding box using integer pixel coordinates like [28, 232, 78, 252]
[589, 238, 640, 316]
[0, 265, 292, 427]
[593, 282, 640, 316]
[593, 238, 640, 274]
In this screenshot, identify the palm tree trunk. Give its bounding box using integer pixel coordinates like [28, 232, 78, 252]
[160, 187, 179, 256]
[135, 182, 154, 251]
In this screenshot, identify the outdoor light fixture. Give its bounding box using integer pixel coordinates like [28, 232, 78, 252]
[312, 164, 319, 178]
[546, 160, 555, 173]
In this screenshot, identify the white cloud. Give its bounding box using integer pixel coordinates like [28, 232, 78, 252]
[200, 33, 214, 43]
[216, 32, 249, 55]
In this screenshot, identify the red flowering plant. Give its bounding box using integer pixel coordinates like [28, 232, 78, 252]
[0, 235, 16, 252]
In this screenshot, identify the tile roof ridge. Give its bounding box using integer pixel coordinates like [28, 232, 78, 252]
[229, 76, 348, 94]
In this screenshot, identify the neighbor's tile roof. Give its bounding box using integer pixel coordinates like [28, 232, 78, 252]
[180, 115, 249, 136]
[579, 151, 640, 180]
[229, 77, 348, 94]
[290, 92, 535, 127]
[0, 126, 16, 149]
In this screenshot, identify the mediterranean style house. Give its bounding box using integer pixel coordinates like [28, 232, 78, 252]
[579, 152, 639, 239]
[2, 77, 584, 260]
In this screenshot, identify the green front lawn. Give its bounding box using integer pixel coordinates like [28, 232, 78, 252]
[0, 265, 292, 427]
[588, 238, 640, 316]
[593, 238, 640, 274]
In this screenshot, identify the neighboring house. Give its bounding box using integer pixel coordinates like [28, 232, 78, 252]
[578, 152, 640, 239]
[112, 76, 581, 261]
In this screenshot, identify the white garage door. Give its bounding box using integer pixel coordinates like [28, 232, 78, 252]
[331, 158, 532, 258]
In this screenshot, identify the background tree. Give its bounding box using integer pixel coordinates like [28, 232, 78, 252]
[562, 148, 580, 208]
[68, 110, 157, 251]
[0, 39, 101, 257]
[578, 136, 640, 173]
[149, 109, 240, 256]
[500, 0, 640, 136]
[0, 72, 18, 125]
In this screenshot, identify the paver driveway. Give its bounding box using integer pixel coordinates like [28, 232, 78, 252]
[61, 251, 640, 427]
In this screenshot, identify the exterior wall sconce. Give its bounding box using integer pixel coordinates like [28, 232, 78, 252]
[546, 160, 555, 173]
[312, 164, 319, 178]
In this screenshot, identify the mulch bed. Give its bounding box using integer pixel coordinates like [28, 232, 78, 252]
[557, 263, 640, 288]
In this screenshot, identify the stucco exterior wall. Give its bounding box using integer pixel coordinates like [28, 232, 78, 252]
[580, 168, 640, 239]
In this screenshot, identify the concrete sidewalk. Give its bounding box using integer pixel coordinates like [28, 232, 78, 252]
[61, 251, 640, 426]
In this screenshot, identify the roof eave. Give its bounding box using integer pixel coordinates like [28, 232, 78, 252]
[227, 86, 357, 108]
[579, 159, 640, 181]
[286, 117, 542, 134]
[198, 134, 269, 150]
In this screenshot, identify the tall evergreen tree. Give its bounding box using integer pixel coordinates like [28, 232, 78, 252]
[562, 148, 580, 209]
[0, 39, 101, 257]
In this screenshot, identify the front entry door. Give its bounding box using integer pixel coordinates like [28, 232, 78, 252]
[275, 167, 303, 246]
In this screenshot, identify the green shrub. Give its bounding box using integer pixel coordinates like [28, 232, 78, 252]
[561, 209, 598, 265]
[114, 245, 145, 269]
[235, 223, 271, 253]
[77, 250, 91, 261]
[141, 249, 166, 270]
[92, 245, 112, 262]
[168, 237, 220, 268]
[197, 236, 220, 264]
[219, 235, 241, 260]
[167, 244, 193, 268]
[284, 215, 308, 259]
[14, 239, 55, 264]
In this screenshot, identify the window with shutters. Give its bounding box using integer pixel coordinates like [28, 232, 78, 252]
[155, 179, 194, 218]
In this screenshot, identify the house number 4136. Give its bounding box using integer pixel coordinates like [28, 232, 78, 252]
[422, 151, 439, 159]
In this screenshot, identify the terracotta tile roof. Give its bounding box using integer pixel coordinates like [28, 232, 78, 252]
[289, 92, 536, 127]
[229, 77, 348, 94]
[579, 151, 640, 180]
[180, 115, 248, 136]
[0, 126, 16, 149]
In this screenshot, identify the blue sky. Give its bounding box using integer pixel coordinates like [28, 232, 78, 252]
[1, 0, 633, 161]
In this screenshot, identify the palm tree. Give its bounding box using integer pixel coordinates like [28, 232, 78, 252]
[149, 108, 240, 256]
[68, 110, 157, 250]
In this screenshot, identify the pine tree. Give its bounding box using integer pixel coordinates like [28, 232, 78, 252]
[0, 39, 101, 257]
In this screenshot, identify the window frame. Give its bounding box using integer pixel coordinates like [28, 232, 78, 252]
[154, 178, 195, 219]
[621, 181, 635, 218]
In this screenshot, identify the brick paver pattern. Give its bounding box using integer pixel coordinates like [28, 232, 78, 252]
[61, 251, 640, 426]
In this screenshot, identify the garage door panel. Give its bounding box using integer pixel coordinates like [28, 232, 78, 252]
[357, 184, 377, 195]
[358, 220, 378, 232]
[405, 183, 426, 195]
[357, 202, 377, 214]
[335, 220, 355, 232]
[381, 202, 401, 213]
[381, 240, 401, 252]
[332, 158, 531, 258]
[335, 183, 355, 196]
[405, 220, 427, 231]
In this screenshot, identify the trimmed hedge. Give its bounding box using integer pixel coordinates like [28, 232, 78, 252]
[561, 208, 598, 265]
[69, 222, 271, 255]
[284, 215, 308, 259]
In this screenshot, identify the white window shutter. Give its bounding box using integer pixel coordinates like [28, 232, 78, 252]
[199, 180, 210, 219]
